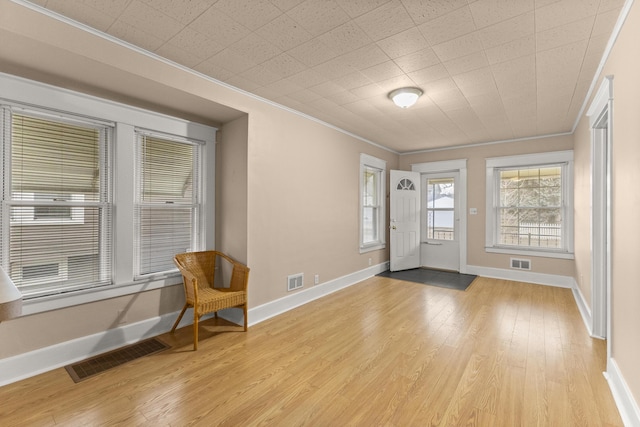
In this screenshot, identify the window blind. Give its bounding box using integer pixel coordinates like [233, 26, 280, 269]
[1, 110, 113, 298]
[134, 132, 202, 277]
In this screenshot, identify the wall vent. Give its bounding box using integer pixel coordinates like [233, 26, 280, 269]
[287, 273, 304, 291]
[510, 258, 531, 270]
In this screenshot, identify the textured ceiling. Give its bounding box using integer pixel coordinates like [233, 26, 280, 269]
[26, 0, 624, 152]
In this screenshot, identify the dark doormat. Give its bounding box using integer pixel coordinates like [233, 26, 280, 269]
[65, 337, 170, 383]
[377, 268, 477, 291]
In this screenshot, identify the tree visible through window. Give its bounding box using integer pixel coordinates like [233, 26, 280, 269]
[498, 166, 562, 248]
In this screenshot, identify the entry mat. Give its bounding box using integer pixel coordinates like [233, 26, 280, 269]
[65, 337, 170, 383]
[377, 268, 477, 291]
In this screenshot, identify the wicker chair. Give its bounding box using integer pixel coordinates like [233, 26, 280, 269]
[171, 250, 249, 350]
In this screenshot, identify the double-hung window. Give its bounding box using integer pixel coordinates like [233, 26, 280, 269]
[1, 73, 215, 313]
[134, 131, 203, 277]
[1, 107, 112, 298]
[485, 151, 574, 259]
[360, 154, 386, 253]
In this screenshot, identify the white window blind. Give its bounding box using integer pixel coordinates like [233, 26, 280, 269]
[134, 132, 202, 277]
[1, 108, 113, 298]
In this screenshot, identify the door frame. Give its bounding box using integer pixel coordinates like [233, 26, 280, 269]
[412, 159, 468, 274]
[587, 76, 613, 351]
[421, 171, 460, 271]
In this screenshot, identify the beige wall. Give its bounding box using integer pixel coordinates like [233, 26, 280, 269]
[574, 0, 640, 406]
[0, 1, 395, 356]
[400, 135, 575, 277]
[1, 3, 638, 414]
[217, 115, 249, 264]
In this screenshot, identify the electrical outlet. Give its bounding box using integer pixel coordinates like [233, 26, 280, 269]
[368, 257, 372, 266]
[314, 274, 319, 285]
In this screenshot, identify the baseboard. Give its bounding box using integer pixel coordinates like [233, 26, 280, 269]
[605, 358, 640, 427]
[570, 278, 594, 337]
[0, 262, 388, 386]
[466, 265, 574, 288]
[224, 261, 390, 326]
[0, 308, 216, 387]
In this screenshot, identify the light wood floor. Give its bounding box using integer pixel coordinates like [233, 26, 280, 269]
[0, 276, 623, 426]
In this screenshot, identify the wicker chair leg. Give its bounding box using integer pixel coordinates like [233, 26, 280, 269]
[243, 304, 248, 331]
[193, 312, 199, 351]
[171, 304, 188, 333]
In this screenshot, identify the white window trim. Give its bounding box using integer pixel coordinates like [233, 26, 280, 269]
[359, 153, 386, 253]
[133, 130, 204, 280]
[10, 193, 86, 226]
[0, 72, 216, 315]
[485, 150, 574, 259]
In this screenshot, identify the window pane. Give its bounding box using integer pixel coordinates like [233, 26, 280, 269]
[141, 137, 194, 203]
[426, 177, 455, 240]
[11, 114, 100, 201]
[362, 206, 378, 244]
[497, 166, 563, 249]
[4, 112, 111, 297]
[9, 205, 110, 295]
[363, 168, 378, 206]
[135, 134, 201, 276]
[138, 206, 194, 275]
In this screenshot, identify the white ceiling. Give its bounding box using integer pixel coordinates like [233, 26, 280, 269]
[27, 0, 625, 152]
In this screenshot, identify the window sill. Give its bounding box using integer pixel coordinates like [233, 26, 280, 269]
[485, 246, 575, 260]
[360, 243, 385, 254]
[21, 274, 182, 316]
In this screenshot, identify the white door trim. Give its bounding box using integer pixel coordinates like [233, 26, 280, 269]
[411, 159, 467, 274]
[587, 76, 613, 349]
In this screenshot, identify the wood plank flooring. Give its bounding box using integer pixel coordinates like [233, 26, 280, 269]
[0, 276, 623, 426]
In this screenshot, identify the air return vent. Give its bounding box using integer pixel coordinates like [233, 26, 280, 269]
[510, 258, 531, 270]
[287, 273, 304, 291]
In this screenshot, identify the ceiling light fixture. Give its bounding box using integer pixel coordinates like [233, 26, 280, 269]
[388, 87, 422, 108]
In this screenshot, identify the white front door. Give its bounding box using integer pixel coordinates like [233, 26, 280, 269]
[390, 170, 421, 271]
[421, 172, 460, 271]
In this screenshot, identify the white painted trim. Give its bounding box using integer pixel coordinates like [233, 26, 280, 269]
[400, 132, 573, 155]
[572, 0, 634, 133]
[360, 154, 387, 252]
[485, 150, 574, 255]
[0, 73, 216, 142]
[605, 358, 640, 427]
[9, 0, 398, 155]
[241, 262, 389, 326]
[485, 246, 575, 260]
[411, 158, 467, 173]
[411, 159, 468, 273]
[0, 262, 389, 386]
[571, 278, 594, 337]
[587, 76, 613, 341]
[0, 307, 215, 387]
[465, 265, 574, 288]
[587, 76, 615, 126]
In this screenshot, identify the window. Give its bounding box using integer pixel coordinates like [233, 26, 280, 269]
[134, 132, 202, 277]
[1, 109, 112, 298]
[1, 73, 216, 312]
[485, 151, 574, 259]
[426, 177, 455, 241]
[360, 154, 386, 253]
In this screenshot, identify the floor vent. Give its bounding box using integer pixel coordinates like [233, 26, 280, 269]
[65, 338, 170, 383]
[287, 273, 304, 291]
[510, 258, 531, 270]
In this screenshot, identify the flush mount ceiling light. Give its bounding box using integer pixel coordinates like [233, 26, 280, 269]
[388, 87, 423, 108]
